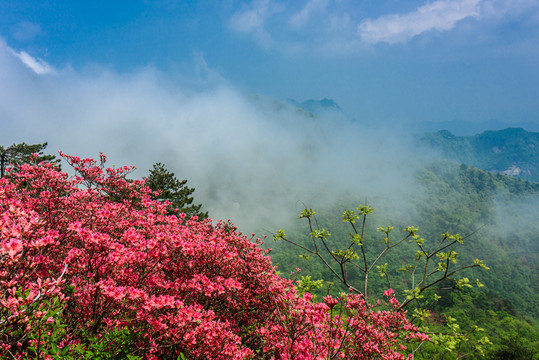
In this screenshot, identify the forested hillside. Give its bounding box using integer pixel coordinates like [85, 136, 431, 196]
[419, 128, 539, 182]
[268, 159, 539, 359]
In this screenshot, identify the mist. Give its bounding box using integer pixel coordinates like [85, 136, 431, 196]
[492, 190, 539, 253]
[1, 39, 430, 233]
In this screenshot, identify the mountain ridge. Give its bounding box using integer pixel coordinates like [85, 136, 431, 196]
[419, 127, 539, 182]
[287, 98, 343, 116]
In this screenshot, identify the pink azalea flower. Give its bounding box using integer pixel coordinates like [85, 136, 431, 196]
[4, 238, 23, 257]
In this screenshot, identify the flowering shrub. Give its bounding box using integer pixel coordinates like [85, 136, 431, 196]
[0, 154, 427, 359]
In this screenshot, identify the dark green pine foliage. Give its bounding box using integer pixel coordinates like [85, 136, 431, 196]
[487, 336, 537, 360]
[146, 163, 207, 219]
[0, 142, 60, 178]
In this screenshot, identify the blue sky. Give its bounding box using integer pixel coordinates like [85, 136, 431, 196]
[1, 0, 539, 229]
[2, 0, 539, 125]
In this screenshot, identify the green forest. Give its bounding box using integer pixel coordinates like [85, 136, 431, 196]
[268, 159, 538, 359]
[265, 127, 539, 359]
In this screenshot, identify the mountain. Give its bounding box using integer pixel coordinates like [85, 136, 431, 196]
[287, 98, 343, 116]
[419, 128, 539, 182]
[415, 120, 539, 136]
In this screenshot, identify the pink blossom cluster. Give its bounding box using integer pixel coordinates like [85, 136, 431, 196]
[0, 154, 427, 359]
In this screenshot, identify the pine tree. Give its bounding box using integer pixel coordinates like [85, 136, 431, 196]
[146, 162, 207, 219]
[0, 142, 59, 177]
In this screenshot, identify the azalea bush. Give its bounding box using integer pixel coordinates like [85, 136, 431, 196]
[0, 153, 427, 359]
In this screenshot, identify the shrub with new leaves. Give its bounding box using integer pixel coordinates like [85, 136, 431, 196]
[0, 153, 427, 359]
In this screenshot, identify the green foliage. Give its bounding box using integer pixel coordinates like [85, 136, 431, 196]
[0, 142, 60, 177]
[35, 325, 145, 359]
[268, 158, 539, 359]
[273, 229, 286, 241]
[278, 204, 488, 309]
[275, 203, 497, 358]
[65, 327, 144, 360]
[146, 162, 207, 219]
[298, 208, 316, 219]
[5, 293, 66, 358]
[487, 335, 538, 360]
[295, 276, 324, 299]
[417, 287, 539, 359]
[20, 284, 145, 359]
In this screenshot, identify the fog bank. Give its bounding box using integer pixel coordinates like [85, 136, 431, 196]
[1, 40, 424, 233]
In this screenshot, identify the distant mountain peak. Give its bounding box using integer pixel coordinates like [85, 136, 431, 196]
[287, 98, 343, 115]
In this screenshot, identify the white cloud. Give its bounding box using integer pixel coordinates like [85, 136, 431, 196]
[228, 0, 360, 54]
[226, 0, 539, 53]
[358, 0, 481, 44]
[228, 0, 283, 49]
[10, 49, 54, 74]
[289, 0, 329, 29]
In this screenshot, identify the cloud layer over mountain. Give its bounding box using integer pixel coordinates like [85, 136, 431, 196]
[0, 38, 422, 232]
